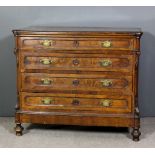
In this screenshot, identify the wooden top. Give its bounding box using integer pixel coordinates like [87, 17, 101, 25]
[13, 26, 143, 37]
[13, 26, 142, 32]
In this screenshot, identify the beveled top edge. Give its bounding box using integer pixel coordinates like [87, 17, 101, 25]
[12, 26, 143, 38]
[13, 26, 142, 33]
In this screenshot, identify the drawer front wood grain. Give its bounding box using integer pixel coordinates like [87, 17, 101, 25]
[18, 37, 134, 50]
[21, 73, 132, 94]
[21, 53, 134, 73]
[20, 93, 132, 113]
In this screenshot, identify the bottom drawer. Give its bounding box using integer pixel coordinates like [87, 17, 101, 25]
[20, 93, 132, 113]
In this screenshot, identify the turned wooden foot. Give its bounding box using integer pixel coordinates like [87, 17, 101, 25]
[131, 127, 141, 141]
[15, 123, 24, 136]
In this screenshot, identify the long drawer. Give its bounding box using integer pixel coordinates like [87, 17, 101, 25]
[18, 37, 134, 50]
[20, 92, 132, 113]
[21, 73, 132, 94]
[20, 53, 134, 73]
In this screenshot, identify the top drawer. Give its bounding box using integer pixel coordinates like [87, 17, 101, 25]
[18, 37, 135, 50]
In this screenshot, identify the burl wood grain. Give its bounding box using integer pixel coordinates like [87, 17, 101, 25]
[18, 37, 134, 50]
[20, 92, 132, 113]
[21, 73, 132, 94]
[21, 53, 133, 73]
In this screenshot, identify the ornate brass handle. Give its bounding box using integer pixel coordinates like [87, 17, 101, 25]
[42, 98, 53, 105]
[101, 41, 111, 48]
[101, 79, 112, 87]
[100, 99, 112, 107]
[41, 78, 52, 85]
[100, 59, 112, 67]
[40, 40, 53, 47]
[40, 58, 52, 65]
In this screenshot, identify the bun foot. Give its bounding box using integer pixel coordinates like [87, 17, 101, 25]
[15, 123, 24, 136]
[131, 127, 141, 141]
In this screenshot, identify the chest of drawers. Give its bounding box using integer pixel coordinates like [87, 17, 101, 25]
[13, 27, 142, 141]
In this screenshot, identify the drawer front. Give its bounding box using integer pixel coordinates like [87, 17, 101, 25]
[20, 93, 132, 113]
[21, 73, 132, 94]
[21, 54, 133, 73]
[19, 37, 134, 50]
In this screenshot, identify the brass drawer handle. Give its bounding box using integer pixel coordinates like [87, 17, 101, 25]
[42, 98, 53, 105]
[100, 59, 112, 67]
[101, 79, 112, 87]
[100, 99, 112, 107]
[40, 58, 52, 65]
[101, 41, 111, 48]
[41, 78, 52, 85]
[40, 40, 53, 47]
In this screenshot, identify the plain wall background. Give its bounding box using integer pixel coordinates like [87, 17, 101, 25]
[0, 6, 155, 117]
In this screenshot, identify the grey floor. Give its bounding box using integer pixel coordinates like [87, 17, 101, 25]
[0, 117, 155, 148]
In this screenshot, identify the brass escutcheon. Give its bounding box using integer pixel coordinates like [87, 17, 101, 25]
[72, 99, 80, 106]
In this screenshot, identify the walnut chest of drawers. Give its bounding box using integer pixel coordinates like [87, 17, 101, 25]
[13, 27, 142, 141]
